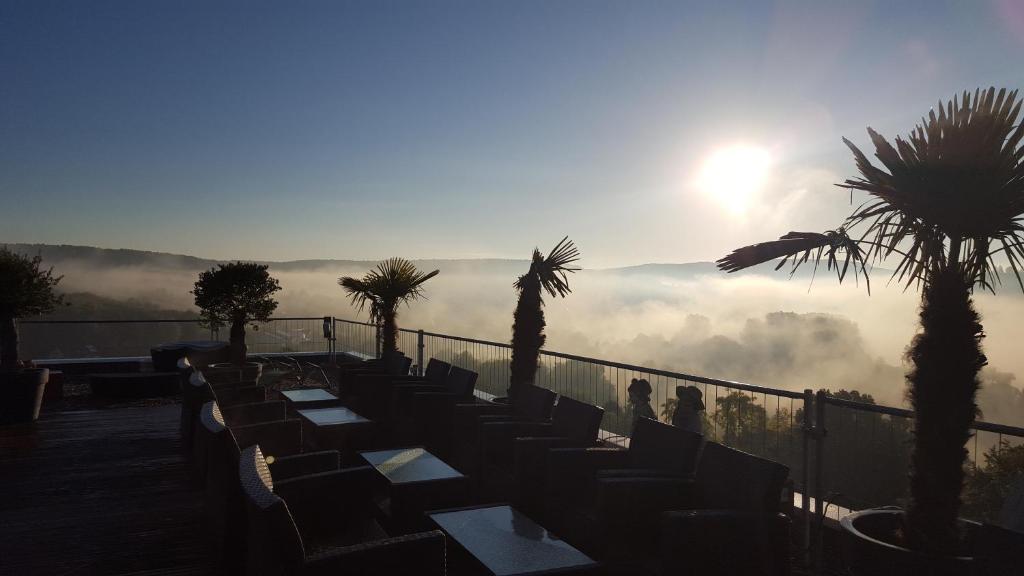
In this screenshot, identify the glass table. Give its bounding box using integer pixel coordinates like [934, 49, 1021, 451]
[296, 406, 375, 452]
[279, 388, 341, 414]
[360, 447, 468, 529]
[428, 504, 599, 576]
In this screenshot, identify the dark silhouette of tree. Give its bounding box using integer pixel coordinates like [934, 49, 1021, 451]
[717, 88, 1024, 553]
[192, 262, 281, 365]
[0, 247, 64, 371]
[339, 258, 438, 358]
[509, 237, 580, 401]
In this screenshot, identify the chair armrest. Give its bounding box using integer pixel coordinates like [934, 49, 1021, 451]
[480, 421, 554, 465]
[231, 419, 303, 457]
[594, 477, 695, 527]
[544, 447, 630, 509]
[512, 436, 584, 488]
[302, 530, 447, 576]
[276, 466, 378, 537]
[221, 400, 287, 426]
[269, 450, 340, 481]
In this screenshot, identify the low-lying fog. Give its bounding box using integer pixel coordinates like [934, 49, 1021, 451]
[36, 250, 1024, 427]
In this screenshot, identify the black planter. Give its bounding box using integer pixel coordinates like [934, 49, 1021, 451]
[0, 368, 49, 424]
[840, 508, 979, 576]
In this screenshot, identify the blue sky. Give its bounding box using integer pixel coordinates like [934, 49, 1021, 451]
[3, 0, 1023, 267]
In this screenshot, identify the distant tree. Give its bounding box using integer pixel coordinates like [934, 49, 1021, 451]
[339, 258, 439, 358]
[718, 88, 1024, 553]
[962, 441, 1024, 522]
[192, 262, 281, 365]
[0, 247, 64, 371]
[509, 237, 580, 401]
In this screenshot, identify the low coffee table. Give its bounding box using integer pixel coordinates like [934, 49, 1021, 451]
[360, 446, 468, 529]
[296, 406, 375, 453]
[428, 504, 599, 576]
[280, 388, 341, 415]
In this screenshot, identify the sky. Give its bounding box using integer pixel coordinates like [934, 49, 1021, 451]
[3, 0, 1024, 267]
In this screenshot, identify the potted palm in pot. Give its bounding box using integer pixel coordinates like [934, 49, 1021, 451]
[0, 247, 65, 424]
[191, 262, 281, 381]
[509, 237, 580, 403]
[339, 257, 439, 359]
[716, 87, 1024, 574]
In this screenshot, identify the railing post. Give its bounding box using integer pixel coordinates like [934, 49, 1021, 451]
[417, 330, 425, 376]
[374, 323, 381, 358]
[800, 388, 813, 569]
[813, 389, 828, 575]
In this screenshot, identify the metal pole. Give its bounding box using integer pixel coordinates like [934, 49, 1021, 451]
[374, 323, 381, 358]
[801, 388, 813, 569]
[813, 389, 828, 575]
[417, 330, 425, 377]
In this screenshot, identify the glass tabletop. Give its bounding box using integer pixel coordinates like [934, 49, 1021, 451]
[429, 505, 596, 576]
[297, 406, 370, 426]
[360, 447, 463, 484]
[281, 388, 338, 403]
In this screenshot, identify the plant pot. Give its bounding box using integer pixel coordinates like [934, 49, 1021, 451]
[840, 508, 980, 576]
[207, 361, 263, 383]
[0, 368, 49, 424]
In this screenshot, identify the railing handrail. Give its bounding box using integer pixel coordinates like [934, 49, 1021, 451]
[21, 316, 331, 325]
[823, 395, 1024, 436]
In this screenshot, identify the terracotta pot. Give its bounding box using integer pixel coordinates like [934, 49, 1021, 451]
[840, 508, 979, 576]
[0, 368, 49, 424]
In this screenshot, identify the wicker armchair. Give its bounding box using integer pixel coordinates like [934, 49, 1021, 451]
[394, 365, 479, 449]
[449, 384, 556, 471]
[199, 401, 344, 573]
[239, 445, 447, 576]
[542, 417, 703, 553]
[478, 396, 604, 505]
[657, 442, 791, 576]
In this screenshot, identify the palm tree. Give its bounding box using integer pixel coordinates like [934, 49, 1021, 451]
[717, 88, 1024, 554]
[509, 237, 580, 401]
[339, 258, 439, 358]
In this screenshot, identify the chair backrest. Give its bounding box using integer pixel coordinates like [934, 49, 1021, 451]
[239, 445, 305, 576]
[997, 475, 1024, 533]
[423, 358, 451, 385]
[551, 396, 605, 442]
[628, 417, 703, 475]
[446, 366, 478, 397]
[385, 353, 412, 376]
[198, 401, 239, 551]
[512, 385, 557, 421]
[695, 442, 789, 513]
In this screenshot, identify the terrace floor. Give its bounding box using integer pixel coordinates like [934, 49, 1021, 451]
[0, 405, 217, 576]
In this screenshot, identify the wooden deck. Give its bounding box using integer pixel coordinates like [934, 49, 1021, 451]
[0, 405, 218, 575]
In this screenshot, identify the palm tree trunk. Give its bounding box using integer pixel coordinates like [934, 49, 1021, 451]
[904, 266, 985, 553]
[229, 319, 247, 366]
[0, 316, 18, 372]
[380, 309, 399, 358]
[510, 277, 544, 400]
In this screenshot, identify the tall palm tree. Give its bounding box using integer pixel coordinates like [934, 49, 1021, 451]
[509, 237, 580, 400]
[717, 87, 1024, 554]
[339, 258, 439, 358]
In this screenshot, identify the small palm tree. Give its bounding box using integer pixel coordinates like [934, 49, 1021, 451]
[509, 237, 580, 400]
[717, 88, 1024, 554]
[339, 258, 439, 358]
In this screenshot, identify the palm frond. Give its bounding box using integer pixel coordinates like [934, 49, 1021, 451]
[514, 236, 581, 298]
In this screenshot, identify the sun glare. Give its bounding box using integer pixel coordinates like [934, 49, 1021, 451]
[697, 145, 772, 215]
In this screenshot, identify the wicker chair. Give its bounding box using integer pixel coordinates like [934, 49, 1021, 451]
[449, 384, 556, 471]
[393, 365, 479, 449]
[239, 445, 447, 576]
[657, 442, 791, 576]
[475, 396, 605, 510]
[199, 401, 343, 573]
[542, 417, 703, 555]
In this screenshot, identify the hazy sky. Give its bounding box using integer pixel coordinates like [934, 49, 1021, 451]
[4, 1, 1024, 267]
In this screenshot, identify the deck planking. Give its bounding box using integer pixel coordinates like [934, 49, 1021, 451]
[0, 405, 218, 575]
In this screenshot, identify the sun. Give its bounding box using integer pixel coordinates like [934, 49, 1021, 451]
[696, 144, 772, 215]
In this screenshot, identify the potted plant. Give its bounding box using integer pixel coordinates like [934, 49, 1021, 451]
[339, 257, 439, 358]
[509, 237, 579, 403]
[191, 261, 281, 380]
[716, 87, 1024, 573]
[0, 247, 65, 424]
